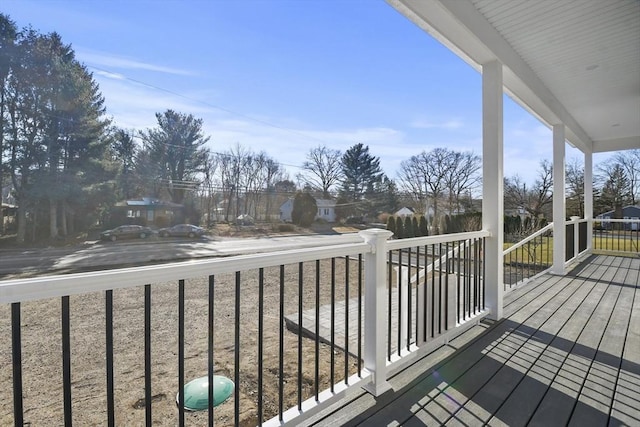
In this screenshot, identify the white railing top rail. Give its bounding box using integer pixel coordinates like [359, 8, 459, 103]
[566, 218, 588, 223]
[0, 240, 370, 305]
[0, 229, 493, 305]
[596, 218, 640, 223]
[503, 223, 553, 256]
[386, 230, 490, 251]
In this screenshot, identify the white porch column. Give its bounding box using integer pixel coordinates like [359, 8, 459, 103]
[481, 60, 503, 321]
[584, 151, 593, 252]
[552, 125, 566, 274]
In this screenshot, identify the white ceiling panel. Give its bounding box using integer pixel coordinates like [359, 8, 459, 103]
[389, 0, 640, 153]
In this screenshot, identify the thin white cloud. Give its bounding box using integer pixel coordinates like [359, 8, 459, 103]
[93, 70, 126, 80]
[410, 118, 464, 130]
[78, 49, 195, 76]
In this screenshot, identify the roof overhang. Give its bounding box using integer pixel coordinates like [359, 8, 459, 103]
[388, 0, 640, 154]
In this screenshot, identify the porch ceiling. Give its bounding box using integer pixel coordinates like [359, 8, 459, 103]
[389, 0, 640, 154]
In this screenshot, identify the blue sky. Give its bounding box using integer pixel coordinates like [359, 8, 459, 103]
[2, 0, 593, 185]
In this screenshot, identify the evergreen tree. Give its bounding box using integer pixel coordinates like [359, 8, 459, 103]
[339, 143, 383, 215]
[371, 175, 400, 215]
[386, 215, 396, 237]
[139, 110, 210, 204]
[395, 216, 404, 239]
[291, 192, 317, 227]
[419, 215, 428, 237]
[4, 25, 110, 241]
[0, 14, 17, 235]
[403, 216, 414, 238]
[599, 163, 632, 218]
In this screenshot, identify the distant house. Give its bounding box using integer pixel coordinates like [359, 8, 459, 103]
[279, 197, 337, 223]
[395, 207, 415, 217]
[315, 199, 336, 222]
[280, 199, 294, 222]
[596, 205, 640, 230]
[113, 197, 184, 226]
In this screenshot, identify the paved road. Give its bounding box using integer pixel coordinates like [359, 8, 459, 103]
[0, 233, 364, 279]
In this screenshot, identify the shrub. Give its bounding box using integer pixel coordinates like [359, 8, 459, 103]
[419, 215, 428, 236]
[277, 224, 295, 232]
[404, 216, 414, 238]
[386, 216, 396, 237]
[395, 216, 404, 239]
[292, 192, 317, 227]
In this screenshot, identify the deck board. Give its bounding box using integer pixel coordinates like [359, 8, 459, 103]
[307, 254, 640, 427]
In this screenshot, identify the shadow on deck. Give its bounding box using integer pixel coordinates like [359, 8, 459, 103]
[300, 254, 640, 426]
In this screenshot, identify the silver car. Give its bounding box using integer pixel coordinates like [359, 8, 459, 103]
[158, 224, 207, 238]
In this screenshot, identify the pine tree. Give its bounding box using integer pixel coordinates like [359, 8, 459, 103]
[339, 143, 383, 216]
[139, 110, 210, 204]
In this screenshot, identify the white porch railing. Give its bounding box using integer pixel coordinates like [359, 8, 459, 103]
[0, 228, 489, 427]
[503, 223, 553, 291]
[503, 217, 640, 291]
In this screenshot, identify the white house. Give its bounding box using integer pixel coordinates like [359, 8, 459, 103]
[315, 199, 336, 222]
[279, 198, 294, 222]
[279, 197, 337, 223]
[395, 207, 415, 217]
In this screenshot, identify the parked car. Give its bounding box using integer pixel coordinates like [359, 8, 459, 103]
[158, 224, 207, 238]
[100, 225, 154, 241]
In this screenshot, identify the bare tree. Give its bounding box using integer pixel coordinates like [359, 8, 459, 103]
[565, 158, 584, 217]
[444, 151, 481, 214]
[504, 159, 553, 220]
[612, 149, 640, 205]
[298, 145, 342, 198]
[397, 148, 458, 228]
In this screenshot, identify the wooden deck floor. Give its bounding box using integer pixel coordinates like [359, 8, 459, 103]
[304, 254, 640, 427]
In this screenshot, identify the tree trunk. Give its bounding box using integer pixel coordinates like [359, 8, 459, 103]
[16, 205, 26, 244]
[50, 198, 58, 239]
[61, 202, 68, 236]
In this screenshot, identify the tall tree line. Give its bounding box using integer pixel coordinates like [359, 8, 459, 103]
[0, 15, 112, 242]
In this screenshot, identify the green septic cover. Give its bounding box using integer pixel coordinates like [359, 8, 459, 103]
[178, 375, 234, 411]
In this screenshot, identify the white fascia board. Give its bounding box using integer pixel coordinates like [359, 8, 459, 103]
[388, 0, 593, 153]
[593, 137, 640, 153]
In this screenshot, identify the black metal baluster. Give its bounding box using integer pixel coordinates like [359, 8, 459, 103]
[344, 256, 350, 384]
[330, 258, 336, 391]
[315, 260, 320, 399]
[415, 246, 421, 343]
[480, 237, 487, 310]
[357, 254, 363, 376]
[278, 265, 284, 421]
[298, 262, 303, 410]
[444, 242, 449, 331]
[62, 296, 72, 427]
[11, 303, 23, 427]
[466, 241, 472, 319]
[258, 269, 264, 425]
[438, 243, 442, 335]
[423, 245, 429, 342]
[431, 244, 436, 337]
[106, 291, 115, 427]
[144, 285, 152, 427]
[208, 275, 215, 427]
[474, 239, 479, 314]
[387, 251, 392, 361]
[407, 248, 412, 352]
[397, 249, 403, 356]
[234, 272, 241, 427]
[178, 280, 185, 427]
[457, 242, 462, 323]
